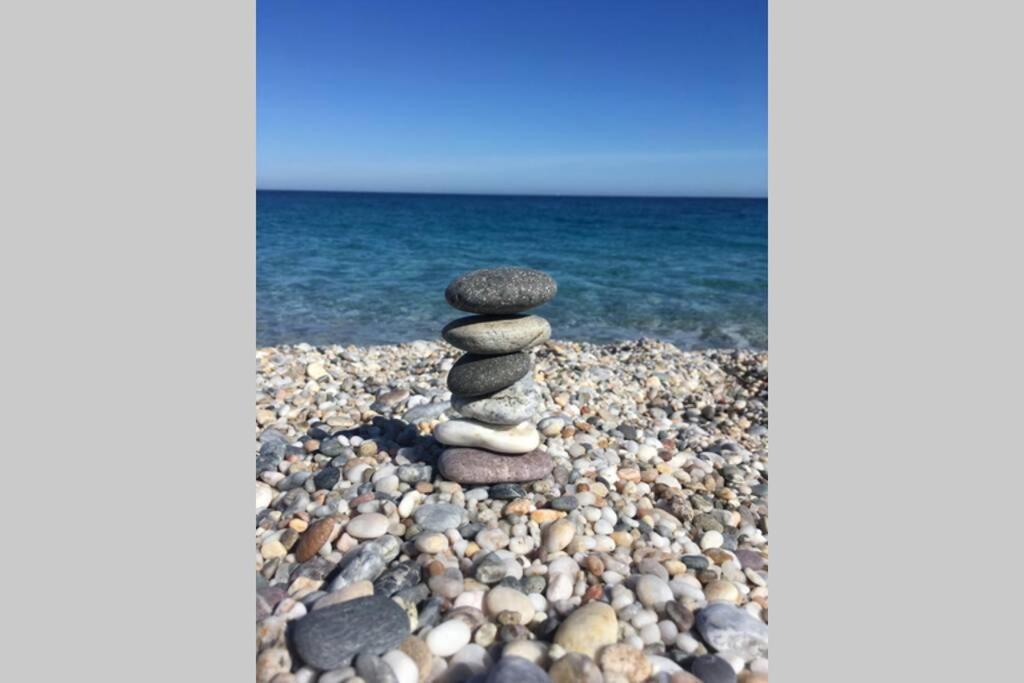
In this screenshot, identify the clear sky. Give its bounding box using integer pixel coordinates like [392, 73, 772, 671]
[257, 1, 766, 197]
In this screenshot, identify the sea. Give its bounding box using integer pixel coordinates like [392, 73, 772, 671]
[257, 191, 766, 350]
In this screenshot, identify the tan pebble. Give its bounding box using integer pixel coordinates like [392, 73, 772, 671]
[532, 509, 565, 524]
[464, 542, 481, 558]
[554, 602, 618, 658]
[664, 560, 686, 576]
[260, 540, 287, 560]
[610, 531, 633, 548]
[358, 441, 379, 457]
[288, 518, 309, 533]
[504, 639, 549, 666]
[304, 439, 320, 453]
[256, 647, 292, 683]
[543, 519, 576, 552]
[738, 674, 769, 683]
[598, 644, 651, 683]
[503, 498, 532, 516]
[705, 580, 741, 604]
[584, 555, 605, 575]
[415, 482, 434, 494]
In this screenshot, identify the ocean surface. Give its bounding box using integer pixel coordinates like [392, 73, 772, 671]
[257, 191, 766, 350]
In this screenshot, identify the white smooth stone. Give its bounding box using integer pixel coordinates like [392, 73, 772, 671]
[433, 418, 540, 454]
[426, 619, 471, 657]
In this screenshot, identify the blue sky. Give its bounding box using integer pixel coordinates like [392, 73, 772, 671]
[257, 1, 766, 197]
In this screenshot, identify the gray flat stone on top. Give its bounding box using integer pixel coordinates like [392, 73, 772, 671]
[445, 268, 557, 315]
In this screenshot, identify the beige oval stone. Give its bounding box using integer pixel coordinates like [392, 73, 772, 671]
[704, 580, 741, 604]
[543, 519, 576, 552]
[553, 601, 618, 657]
[484, 586, 536, 624]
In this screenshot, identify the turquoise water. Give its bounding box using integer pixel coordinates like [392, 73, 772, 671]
[257, 191, 766, 349]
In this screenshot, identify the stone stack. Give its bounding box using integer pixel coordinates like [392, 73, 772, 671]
[435, 267, 557, 484]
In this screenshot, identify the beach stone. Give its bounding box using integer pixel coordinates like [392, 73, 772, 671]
[355, 653, 399, 683]
[549, 495, 578, 511]
[439, 448, 553, 485]
[434, 418, 540, 454]
[257, 647, 292, 683]
[490, 483, 527, 500]
[733, 550, 766, 571]
[443, 315, 551, 354]
[295, 518, 335, 563]
[452, 375, 539, 426]
[330, 535, 401, 590]
[426, 619, 471, 657]
[694, 603, 768, 659]
[313, 467, 341, 491]
[487, 656, 552, 683]
[374, 561, 421, 597]
[399, 637, 432, 683]
[635, 575, 673, 608]
[554, 602, 618, 657]
[314, 580, 374, 609]
[665, 602, 695, 632]
[290, 596, 410, 670]
[414, 504, 465, 532]
[448, 644, 493, 679]
[543, 519, 576, 552]
[382, 650, 419, 683]
[598, 645, 651, 683]
[484, 586, 535, 624]
[549, 653, 604, 683]
[403, 401, 452, 424]
[688, 656, 736, 683]
[348, 513, 390, 539]
[415, 532, 449, 555]
[447, 352, 531, 397]
[445, 267, 557, 315]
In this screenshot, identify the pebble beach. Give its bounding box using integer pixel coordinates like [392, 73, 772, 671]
[256, 338, 768, 683]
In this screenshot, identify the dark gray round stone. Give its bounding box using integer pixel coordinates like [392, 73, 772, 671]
[689, 655, 736, 683]
[290, 595, 410, 670]
[445, 267, 557, 314]
[438, 448, 553, 485]
[313, 466, 341, 491]
[486, 656, 552, 683]
[447, 352, 531, 397]
[549, 495, 578, 511]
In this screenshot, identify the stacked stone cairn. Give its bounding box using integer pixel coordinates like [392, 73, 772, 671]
[435, 267, 557, 485]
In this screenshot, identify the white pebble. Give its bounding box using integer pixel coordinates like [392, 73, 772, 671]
[381, 650, 418, 683]
[426, 619, 471, 657]
[700, 530, 724, 550]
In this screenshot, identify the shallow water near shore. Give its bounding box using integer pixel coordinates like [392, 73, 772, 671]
[258, 191, 767, 349]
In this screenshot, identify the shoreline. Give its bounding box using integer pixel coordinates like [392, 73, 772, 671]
[257, 338, 768, 681]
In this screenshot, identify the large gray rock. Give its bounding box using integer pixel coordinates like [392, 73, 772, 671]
[290, 596, 410, 670]
[694, 602, 768, 658]
[442, 315, 551, 354]
[438, 448, 553, 485]
[447, 352, 531, 397]
[445, 268, 557, 315]
[451, 375, 538, 425]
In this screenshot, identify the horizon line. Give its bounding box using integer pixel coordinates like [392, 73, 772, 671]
[256, 188, 768, 200]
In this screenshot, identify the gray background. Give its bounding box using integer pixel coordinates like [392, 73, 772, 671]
[3, 1, 1021, 680]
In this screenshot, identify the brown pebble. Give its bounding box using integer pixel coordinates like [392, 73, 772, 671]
[531, 509, 565, 524]
[738, 674, 768, 683]
[415, 482, 434, 494]
[425, 560, 446, 577]
[294, 518, 335, 562]
[584, 556, 605, 575]
[582, 584, 604, 603]
[304, 440, 320, 453]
